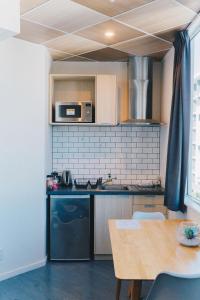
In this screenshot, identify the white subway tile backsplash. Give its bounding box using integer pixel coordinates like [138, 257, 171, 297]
[52, 125, 160, 184]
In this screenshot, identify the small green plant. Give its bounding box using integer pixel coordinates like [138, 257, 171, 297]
[184, 226, 199, 240]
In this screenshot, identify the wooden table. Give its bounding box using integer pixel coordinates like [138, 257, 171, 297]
[109, 219, 200, 300]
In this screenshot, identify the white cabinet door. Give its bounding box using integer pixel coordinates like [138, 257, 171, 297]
[132, 195, 167, 217]
[94, 195, 132, 254]
[96, 75, 117, 125]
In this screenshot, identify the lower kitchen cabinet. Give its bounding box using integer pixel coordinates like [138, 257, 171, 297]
[132, 195, 167, 217]
[94, 195, 132, 255]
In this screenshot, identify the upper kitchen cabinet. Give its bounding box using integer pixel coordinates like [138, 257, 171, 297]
[49, 74, 118, 125]
[96, 75, 117, 125]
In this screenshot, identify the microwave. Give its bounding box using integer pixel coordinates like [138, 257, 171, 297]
[55, 101, 93, 123]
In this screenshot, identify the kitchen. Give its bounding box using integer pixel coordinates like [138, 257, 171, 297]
[47, 55, 165, 261]
[0, 1, 200, 300]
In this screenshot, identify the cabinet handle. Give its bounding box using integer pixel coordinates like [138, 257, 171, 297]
[144, 204, 156, 208]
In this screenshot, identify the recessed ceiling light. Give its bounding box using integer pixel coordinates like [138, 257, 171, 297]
[105, 31, 115, 38]
[109, 0, 115, 2]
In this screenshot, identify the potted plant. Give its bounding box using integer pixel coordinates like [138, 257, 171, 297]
[177, 222, 200, 247]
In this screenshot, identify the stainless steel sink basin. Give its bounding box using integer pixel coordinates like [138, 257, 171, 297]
[100, 184, 128, 191]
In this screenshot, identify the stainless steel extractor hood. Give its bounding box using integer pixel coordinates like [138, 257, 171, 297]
[122, 56, 160, 125]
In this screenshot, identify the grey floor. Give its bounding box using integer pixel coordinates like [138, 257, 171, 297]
[0, 261, 152, 300]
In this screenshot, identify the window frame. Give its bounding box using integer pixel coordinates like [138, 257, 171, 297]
[185, 28, 200, 206]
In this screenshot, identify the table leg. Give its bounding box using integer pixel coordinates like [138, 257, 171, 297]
[116, 278, 121, 300]
[130, 280, 142, 300]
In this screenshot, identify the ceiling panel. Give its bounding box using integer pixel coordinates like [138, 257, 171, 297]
[62, 55, 94, 61]
[155, 24, 187, 42]
[22, 0, 108, 33]
[177, 0, 200, 13]
[116, 0, 196, 34]
[19, 0, 198, 61]
[147, 50, 169, 61]
[16, 19, 64, 44]
[82, 47, 129, 61]
[48, 48, 73, 60]
[72, 0, 154, 17]
[113, 36, 171, 55]
[20, 0, 49, 14]
[45, 34, 105, 55]
[75, 20, 145, 46]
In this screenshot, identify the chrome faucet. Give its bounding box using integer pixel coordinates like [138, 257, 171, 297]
[99, 173, 117, 185]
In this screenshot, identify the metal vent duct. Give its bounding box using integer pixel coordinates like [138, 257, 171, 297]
[122, 56, 160, 125]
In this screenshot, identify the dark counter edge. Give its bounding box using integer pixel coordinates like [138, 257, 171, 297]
[47, 187, 165, 196]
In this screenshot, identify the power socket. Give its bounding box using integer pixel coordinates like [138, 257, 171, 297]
[0, 249, 4, 261]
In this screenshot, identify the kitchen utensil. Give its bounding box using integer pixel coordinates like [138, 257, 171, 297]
[62, 170, 73, 187]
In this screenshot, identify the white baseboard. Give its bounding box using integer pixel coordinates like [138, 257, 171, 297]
[0, 257, 47, 282]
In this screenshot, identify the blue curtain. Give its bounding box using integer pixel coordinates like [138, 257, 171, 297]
[164, 31, 191, 212]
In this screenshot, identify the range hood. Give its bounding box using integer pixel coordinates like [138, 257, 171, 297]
[122, 56, 161, 125]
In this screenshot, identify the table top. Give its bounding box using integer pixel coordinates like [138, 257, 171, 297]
[109, 219, 200, 280]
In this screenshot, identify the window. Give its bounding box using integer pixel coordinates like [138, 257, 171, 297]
[187, 31, 200, 203]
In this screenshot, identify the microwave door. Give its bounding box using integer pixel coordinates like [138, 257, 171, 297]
[65, 104, 82, 122]
[56, 102, 82, 122]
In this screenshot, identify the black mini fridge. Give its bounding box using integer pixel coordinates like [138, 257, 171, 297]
[50, 195, 91, 260]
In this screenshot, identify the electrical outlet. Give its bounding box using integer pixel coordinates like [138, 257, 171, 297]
[0, 249, 4, 261]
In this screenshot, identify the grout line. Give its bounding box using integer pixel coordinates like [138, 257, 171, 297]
[50, 43, 170, 60]
[110, 34, 149, 47]
[21, 17, 68, 34]
[114, 19, 173, 45]
[111, 46, 171, 57]
[42, 33, 69, 45]
[70, 46, 106, 57]
[58, 54, 96, 62]
[48, 48, 73, 55]
[110, 0, 162, 19]
[64, 19, 109, 35]
[41, 33, 106, 48]
[48, 48, 79, 59]
[45, 42, 107, 58]
[20, 0, 167, 47]
[172, 0, 197, 16]
[138, 47, 171, 56]
[152, 22, 189, 35]
[42, 32, 107, 56]
[31, 19, 110, 46]
[19, 0, 197, 60]
[21, 0, 52, 17]
[21, 1, 110, 36]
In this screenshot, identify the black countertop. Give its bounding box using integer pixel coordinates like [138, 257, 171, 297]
[47, 185, 165, 196]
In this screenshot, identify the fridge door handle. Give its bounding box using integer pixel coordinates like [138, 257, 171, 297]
[50, 195, 90, 200]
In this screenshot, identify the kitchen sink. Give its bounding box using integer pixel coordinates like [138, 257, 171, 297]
[100, 184, 128, 191]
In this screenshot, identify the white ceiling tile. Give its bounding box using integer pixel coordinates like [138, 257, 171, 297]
[48, 48, 73, 60]
[20, 0, 49, 14]
[22, 0, 108, 33]
[45, 34, 106, 55]
[116, 0, 196, 34]
[112, 35, 171, 55]
[16, 19, 64, 43]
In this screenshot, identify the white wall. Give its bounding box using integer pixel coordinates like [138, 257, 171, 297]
[0, 0, 20, 40]
[0, 38, 51, 280]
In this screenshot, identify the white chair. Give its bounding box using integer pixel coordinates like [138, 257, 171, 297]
[146, 272, 200, 300]
[132, 211, 166, 220]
